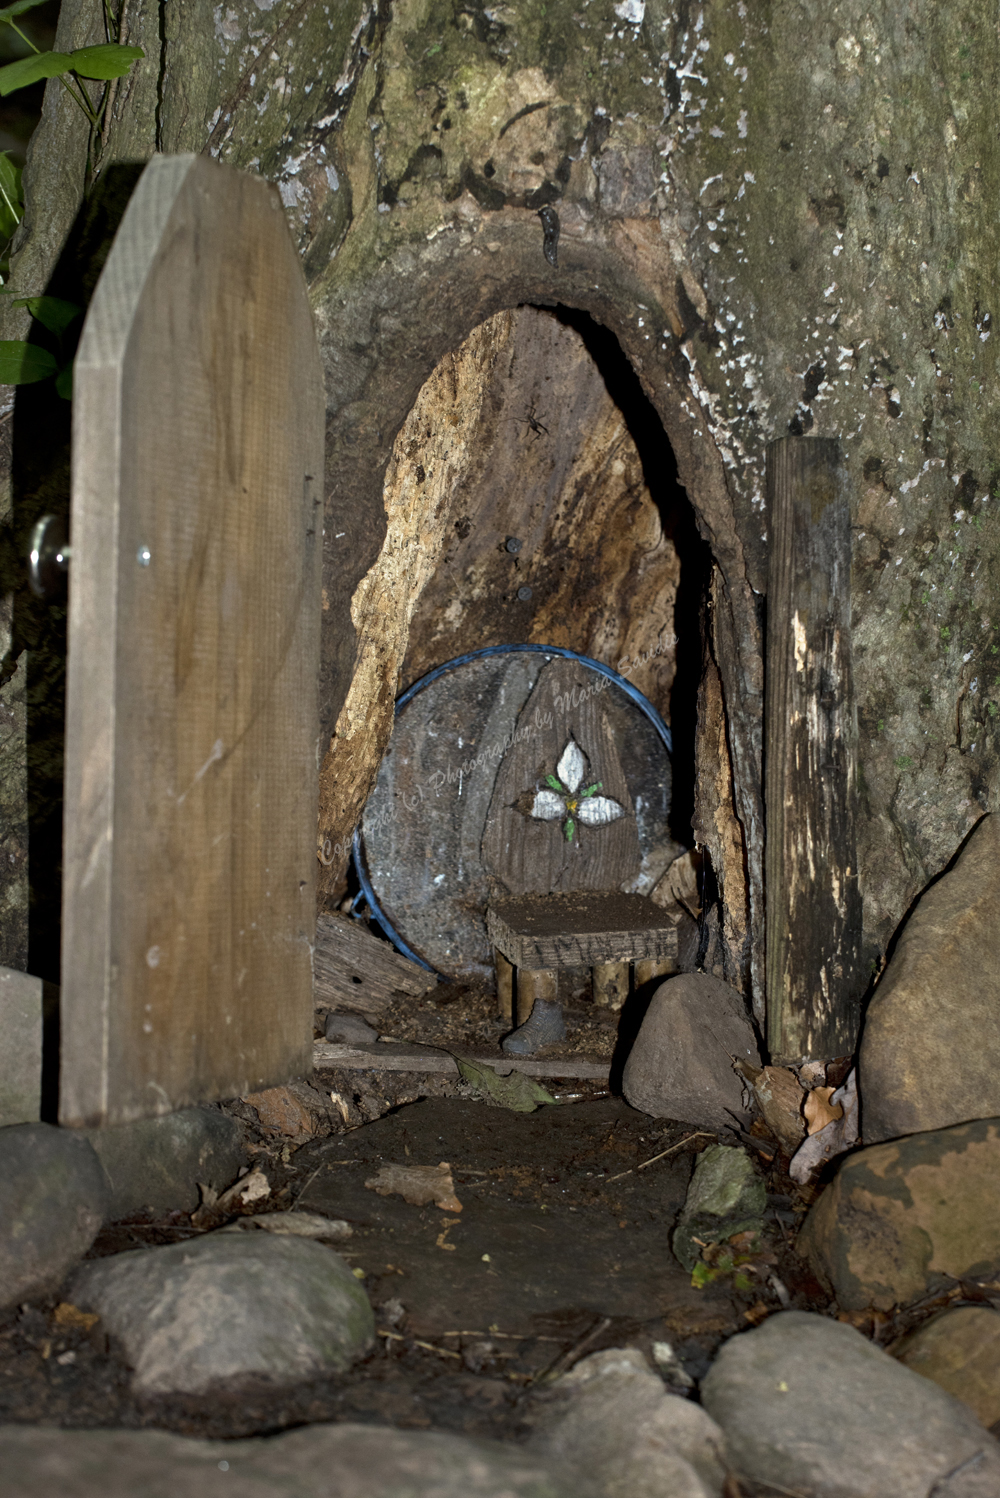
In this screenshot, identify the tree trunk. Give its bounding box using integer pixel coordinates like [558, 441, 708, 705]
[1, 0, 997, 1054]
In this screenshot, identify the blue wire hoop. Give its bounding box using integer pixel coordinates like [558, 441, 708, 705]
[352, 644, 673, 975]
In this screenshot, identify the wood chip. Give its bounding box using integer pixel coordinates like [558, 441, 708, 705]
[364, 1161, 462, 1212]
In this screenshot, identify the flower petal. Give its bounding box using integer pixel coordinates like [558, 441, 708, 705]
[577, 795, 624, 826]
[556, 738, 588, 794]
[532, 789, 567, 821]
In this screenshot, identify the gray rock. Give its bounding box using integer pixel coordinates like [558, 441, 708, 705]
[68, 1232, 374, 1395]
[622, 973, 759, 1129]
[531, 1346, 728, 1498]
[325, 1011, 380, 1043]
[892, 1306, 1000, 1431]
[0, 1123, 111, 1309]
[859, 813, 1000, 1142]
[797, 1118, 1000, 1311]
[0, 1420, 594, 1498]
[81, 1106, 247, 1218]
[672, 1144, 765, 1273]
[701, 1310, 1000, 1498]
[0, 966, 43, 1125]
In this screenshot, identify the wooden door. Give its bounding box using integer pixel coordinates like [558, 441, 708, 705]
[60, 154, 324, 1127]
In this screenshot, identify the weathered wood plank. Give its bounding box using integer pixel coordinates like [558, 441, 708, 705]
[764, 436, 864, 1063]
[61, 155, 324, 1126]
[488, 892, 679, 969]
[313, 913, 437, 1015]
[313, 1040, 609, 1080]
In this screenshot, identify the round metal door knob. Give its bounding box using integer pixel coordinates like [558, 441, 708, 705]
[28, 513, 72, 600]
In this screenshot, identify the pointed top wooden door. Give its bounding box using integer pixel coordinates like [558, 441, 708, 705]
[60, 155, 324, 1127]
[481, 657, 641, 895]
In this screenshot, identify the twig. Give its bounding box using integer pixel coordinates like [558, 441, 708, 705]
[438, 1331, 564, 1341]
[606, 1131, 716, 1182]
[534, 1315, 612, 1384]
[377, 1330, 461, 1360]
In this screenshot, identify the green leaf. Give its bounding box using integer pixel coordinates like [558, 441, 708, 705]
[0, 339, 57, 383]
[13, 295, 82, 335]
[453, 1056, 557, 1113]
[563, 816, 575, 842]
[0, 151, 21, 239]
[0, 0, 54, 22]
[68, 43, 144, 80]
[581, 781, 603, 797]
[545, 774, 564, 792]
[0, 51, 74, 94]
[55, 359, 73, 400]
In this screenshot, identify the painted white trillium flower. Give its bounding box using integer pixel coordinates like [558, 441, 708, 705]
[531, 737, 625, 843]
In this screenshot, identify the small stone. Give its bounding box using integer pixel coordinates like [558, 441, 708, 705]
[0, 1421, 595, 1498]
[0, 1123, 111, 1310]
[324, 1011, 379, 1044]
[531, 1346, 728, 1498]
[622, 973, 759, 1130]
[672, 1144, 766, 1273]
[0, 966, 45, 1126]
[891, 1306, 1000, 1429]
[81, 1106, 247, 1217]
[68, 1233, 374, 1395]
[701, 1310, 1000, 1498]
[797, 1117, 1000, 1311]
[859, 813, 1000, 1142]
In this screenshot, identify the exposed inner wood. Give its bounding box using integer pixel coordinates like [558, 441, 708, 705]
[515, 967, 558, 1024]
[592, 960, 629, 1009]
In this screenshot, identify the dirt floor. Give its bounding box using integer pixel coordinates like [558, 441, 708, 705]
[0, 1074, 830, 1447]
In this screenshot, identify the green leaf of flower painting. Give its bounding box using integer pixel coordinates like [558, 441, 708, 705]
[563, 816, 575, 842]
[545, 774, 564, 792]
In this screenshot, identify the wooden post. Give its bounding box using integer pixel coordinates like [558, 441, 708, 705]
[765, 437, 863, 1063]
[60, 156, 324, 1126]
[593, 960, 629, 1009]
[516, 968, 557, 1026]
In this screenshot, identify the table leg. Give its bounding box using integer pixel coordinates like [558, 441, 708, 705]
[593, 961, 629, 1010]
[634, 956, 676, 987]
[517, 967, 557, 1026]
[495, 949, 514, 1023]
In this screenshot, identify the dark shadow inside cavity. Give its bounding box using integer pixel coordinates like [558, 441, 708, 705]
[550, 305, 710, 849]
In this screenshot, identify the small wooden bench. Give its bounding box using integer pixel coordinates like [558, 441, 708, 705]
[487, 891, 679, 1024]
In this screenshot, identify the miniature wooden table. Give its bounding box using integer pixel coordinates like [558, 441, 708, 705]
[487, 891, 680, 1021]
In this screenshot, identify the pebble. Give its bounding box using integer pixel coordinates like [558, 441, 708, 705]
[892, 1306, 1000, 1430]
[701, 1310, 1000, 1498]
[325, 1012, 379, 1043]
[0, 1123, 110, 1310]
[530, 1346, 729, 1498]
[859, 812, 1000, 1142]
[68, 1233, 374, 1395]
[0, 1420, 597, 1498]
[622, 973, 759, 1130]
[798, 1117, 1000, 1311]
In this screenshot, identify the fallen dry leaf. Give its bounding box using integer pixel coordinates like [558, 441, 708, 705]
[804, 1085, 844, 1135]
[52, 1303, 99, 1333]
[365, 1161, 462, 1212]
[221, 1210, 352, 1241]
[191, 1166, 271, 1227]
[789, 1070, 859, 1184]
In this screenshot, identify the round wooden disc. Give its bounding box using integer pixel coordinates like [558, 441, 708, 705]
[359, 649, 675, 979]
